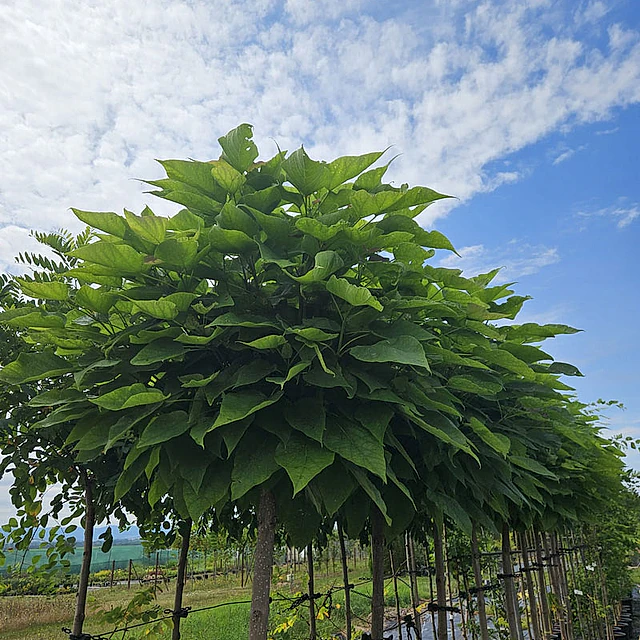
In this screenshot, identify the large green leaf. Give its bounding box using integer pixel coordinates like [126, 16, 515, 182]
[546, 362, 584, 376]
[208, 226, 257, 254]
[167, 208, 204, 231]
[0, 352, 73, 384]
[287, 327, 338, 342]
[475, 347, 534, 380]
[131, 298, 179, 320]
[312, 464, 356, 516]
[218, 202, 259, 236]
[114, 451, 150, 502]
[504, 323, 581, 343]
[105, 405, 159, 451]
[72, 209, 128, 238]
[69, 242, 145, 274]
[267, 360, 312, 388]
[155, 238, 199, 269]
[348, 465, 390, 525]
[233, 360, 276, 388]
[468, 417, 510, 457]
[29, 388, 86, 407]
[124, 209, 167, 244]
[511, 456, 557, 480]
[355, 404, 394, 442]
[350, 336, 430, 369]
[326, 150, 386, 189]
[213, 391, 283, 428]
[285, 396, 325, 443]
[130, 339, 186, 366]
[218, 123, 259, 173]
[139, 411, 190, 447]
[209, 312, 279, 329]
[295, 218, 345, 241]
[158, 159, 221, 195]
[448, 375, 503, 397]
[326, 275, 383, 311]
[323, 418, 387, 480]
[17, 280, 69, 301]
[210, 160, 246, 193]
[288, 251, 344, 283]
[183, 461, 232, 520]
[76, 285, 117, 314]
[238, 335, 286, 350]
[91, 383, 168, 411]
[282, 147, 331, 196]
[0, 308, 65, 329]
[230, 431, 279, 499]
[275, 433, 334, 495]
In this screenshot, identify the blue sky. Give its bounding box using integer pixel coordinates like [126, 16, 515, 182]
[0, 0, 639, 521]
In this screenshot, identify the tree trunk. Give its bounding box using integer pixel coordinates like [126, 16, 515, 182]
[172, 519, 192, 640]
[370, 508, 386, 640]
[471, 524, 490, 640]
[249, 489, 277, 640]
[518, 532, 541, 640]
[72, 469, 95, 638]
[501, 523, 523, 640]
[433, 520, 448, 640]
[406, 533, 423, 640]
[338, 520, 352, 640]
[307, 543, 317, 640]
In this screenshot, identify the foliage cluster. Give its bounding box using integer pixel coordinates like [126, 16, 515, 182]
[0, 123, 635, 637]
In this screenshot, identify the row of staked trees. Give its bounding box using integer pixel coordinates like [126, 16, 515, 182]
[0, 124, 634, 640]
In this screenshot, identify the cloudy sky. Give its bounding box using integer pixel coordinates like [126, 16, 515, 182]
[1, 0, 639, 522]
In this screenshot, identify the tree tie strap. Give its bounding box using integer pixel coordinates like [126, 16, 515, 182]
[62, 628, 98, 640]
[163, 606, 191, 619]
[427, 602, 461, 613]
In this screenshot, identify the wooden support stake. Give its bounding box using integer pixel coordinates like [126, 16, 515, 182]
[338, 520, 353, 640]
[471, 524, 490, 640]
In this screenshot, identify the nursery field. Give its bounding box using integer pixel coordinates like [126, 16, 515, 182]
[0, 569, 423, 640]
[0, 544, 176, 574]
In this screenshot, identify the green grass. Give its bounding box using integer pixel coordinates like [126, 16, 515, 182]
[0, 569, 436, 639]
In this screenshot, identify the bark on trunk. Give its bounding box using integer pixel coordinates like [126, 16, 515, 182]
[518, 532, 541, 640]
[72, 469, 95, 638]
[249, 489, 277, 640]
[337, 520, 352, 640]
[307, 543, 317, 640]
[370, 509, 386, 640]
[433, 520, 448, 640]
[501, 523, 523, 640]
[172, 519, 192, 640]
[471, 524, 490, 640]
[406, 533, 423, 640]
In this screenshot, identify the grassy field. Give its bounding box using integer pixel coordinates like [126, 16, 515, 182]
[1, 544, 177, 575]
[0, 569, 431, 639]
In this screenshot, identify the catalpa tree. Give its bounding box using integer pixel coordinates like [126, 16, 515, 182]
[0, 124, 613, 639]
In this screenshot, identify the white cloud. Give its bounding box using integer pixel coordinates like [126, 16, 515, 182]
[595, 126, 619, 135]
[439, 241, 560, 282]
[577, 199, 640, 228]
[0, 0, 639, 258]
[551, 143, 587, 165]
